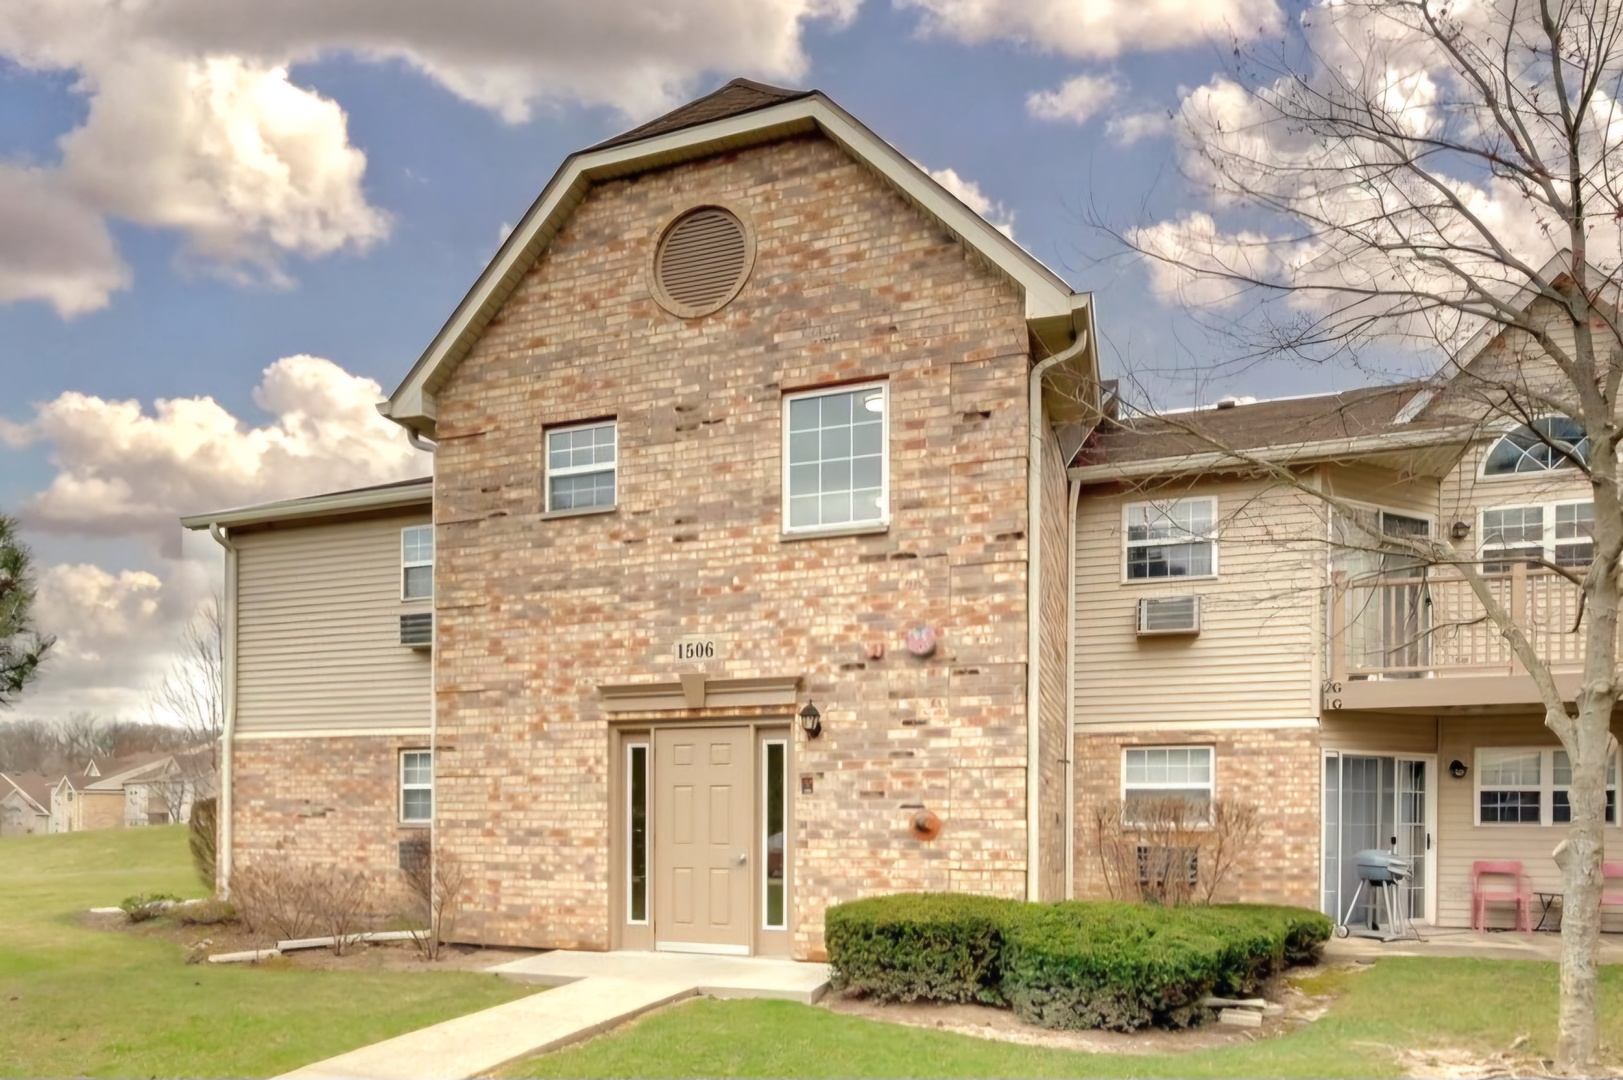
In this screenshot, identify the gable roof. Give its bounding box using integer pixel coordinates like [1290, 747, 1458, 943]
[84, 754, 177, 793]
[181, 476, 432, 532]
[380, 79, 1095, 440]
[587, 79, 814, 152]
[0, 772, 55, 814]
[1071, 383, 1479, 483]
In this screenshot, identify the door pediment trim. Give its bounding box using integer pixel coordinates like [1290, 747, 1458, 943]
[598, 674, 802, 713]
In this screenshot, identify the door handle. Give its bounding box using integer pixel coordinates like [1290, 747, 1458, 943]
[735, 853, 748, 866]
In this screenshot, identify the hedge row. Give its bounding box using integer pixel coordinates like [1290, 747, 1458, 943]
[824, 894, 1331, 1032]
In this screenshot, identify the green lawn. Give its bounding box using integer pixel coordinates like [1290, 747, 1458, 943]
[512, 959, 1623, 1078]
[0, 826, 531, 1078]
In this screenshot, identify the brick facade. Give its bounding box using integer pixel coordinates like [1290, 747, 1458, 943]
[230, 735, 430, 902]
[1071, 727, 1321, 908]
[432, 133, 1041, 957]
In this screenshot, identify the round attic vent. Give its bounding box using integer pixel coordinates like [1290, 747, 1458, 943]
[651, 206, 754, 318]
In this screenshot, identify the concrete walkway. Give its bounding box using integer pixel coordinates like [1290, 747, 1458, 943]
[1325, 926, 1623, 963]
[274, 952, 830, 1080]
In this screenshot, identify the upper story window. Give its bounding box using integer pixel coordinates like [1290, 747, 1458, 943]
[1483, 416, 1590, 475]
[1478, 746, 1618, 825]
[546, 420, 617, 513]
[1124, 498, 1216, 580]
[1480, 501, 1593, 573]
[401, 525, 433, 600]
[783, 383, 887, 534]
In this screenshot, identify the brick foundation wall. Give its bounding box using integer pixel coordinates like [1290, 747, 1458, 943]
[229, 735, 431, 908]
[434, 133, 1039, 957]
[1072, 727, 1321, 908]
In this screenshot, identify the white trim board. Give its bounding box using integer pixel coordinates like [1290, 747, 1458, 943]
[1076, 718, 1320, 734]
[235, 727, 432, 740]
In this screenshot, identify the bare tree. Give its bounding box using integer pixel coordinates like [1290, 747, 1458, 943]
[151, 596, 224, 761]
[1103, 0, 1623, 1066]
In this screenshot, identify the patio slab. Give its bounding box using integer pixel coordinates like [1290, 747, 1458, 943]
[273, 952, 829, 1080]
[1325, 926, 1623, 963]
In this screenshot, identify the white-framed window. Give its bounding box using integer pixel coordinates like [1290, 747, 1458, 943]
[546, 420, 617, 513]
[1476, 746, 1620, 825]
[1482, 416, 1590, 476]
[1124, 498, 1217, 581]
[1122, 745, 1214, 821]
[400, 750, 433, 824]
[783, 382, 887, 533]
[401, 525, 433, 600]
[1480, 501, 1593, 573]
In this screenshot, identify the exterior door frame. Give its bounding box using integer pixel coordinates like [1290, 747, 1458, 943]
[1321, 749, 1439, 925]
[609, 719, 793, 956]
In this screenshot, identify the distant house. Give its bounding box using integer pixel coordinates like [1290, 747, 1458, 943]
[123, 751, 216, 826]
[43, 754, 208, 833]
[0, 773, 54, 836]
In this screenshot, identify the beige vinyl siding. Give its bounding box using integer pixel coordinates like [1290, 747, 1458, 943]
[234, 512, 431, 734]
[1320, 713, 1439, 755]
[1074, 477, 1323, 727]
[1321, 462, 1441, 520]
[1435, 714, 1623, 930]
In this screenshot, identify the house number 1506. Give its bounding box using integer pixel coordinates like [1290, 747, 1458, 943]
[674, 641, 716, 660]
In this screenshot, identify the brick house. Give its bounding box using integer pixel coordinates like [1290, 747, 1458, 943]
[184, 80, 1096, 959]
[183, 82, 1623, 955]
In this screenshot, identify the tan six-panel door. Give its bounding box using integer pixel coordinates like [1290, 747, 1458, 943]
[653, 726, 753, 952]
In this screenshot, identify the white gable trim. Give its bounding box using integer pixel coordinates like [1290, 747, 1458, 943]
[380, 94, 1087, 438]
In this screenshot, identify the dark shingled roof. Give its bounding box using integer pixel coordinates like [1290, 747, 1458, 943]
[1076, 382, 1454, 468]
[1, 771, 56, 812]
[586, 78, 814, 152]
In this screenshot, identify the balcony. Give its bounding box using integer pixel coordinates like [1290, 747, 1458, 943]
[1325, 563, 1589, 713]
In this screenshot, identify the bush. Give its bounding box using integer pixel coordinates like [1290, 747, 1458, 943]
[824, 894, 1332, 1032]
[172, 898, 238, 926]
[188, 797, 217, 891]
[120, 892, 180, 923]
[826, 893, 1009, 1004]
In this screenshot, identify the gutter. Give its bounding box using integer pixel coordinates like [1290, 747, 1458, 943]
[206, 522, 238, 898]
[1026, 323, 1091, 902]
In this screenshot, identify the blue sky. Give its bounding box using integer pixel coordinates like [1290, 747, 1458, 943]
[0, 0, 1390, 717]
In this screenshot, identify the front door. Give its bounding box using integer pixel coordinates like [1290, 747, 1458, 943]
[653, 726, 752, 954]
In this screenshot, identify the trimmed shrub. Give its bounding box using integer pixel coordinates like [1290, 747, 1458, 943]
[825, 893, 1010, 1004]
[823, 894, 1332, 1032]
[120, 892, 180, 923]
[173, 898, 238, 926]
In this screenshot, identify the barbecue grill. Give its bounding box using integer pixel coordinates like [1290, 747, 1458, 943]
[1338, 849, 1416, 941]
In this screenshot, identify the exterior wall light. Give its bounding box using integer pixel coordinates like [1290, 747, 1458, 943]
[1450, 520, 1472, 541]
[799, 700, 822, 739]
[1450, 759, 1468, 779]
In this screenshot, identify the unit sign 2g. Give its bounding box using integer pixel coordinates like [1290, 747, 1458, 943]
[673, 636, 721, 662]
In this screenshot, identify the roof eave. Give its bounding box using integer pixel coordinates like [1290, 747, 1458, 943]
[1068, 424, 1481, 484]
[380, 94, 1085, 439]
[180, 479, 433, 532]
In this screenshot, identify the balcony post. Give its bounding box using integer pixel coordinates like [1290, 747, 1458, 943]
[1510, 561, 1527, 673]
[1329, 571, 1348, 684]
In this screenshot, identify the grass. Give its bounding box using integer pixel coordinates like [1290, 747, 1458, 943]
[511, 958, 1623, 1078]
[0, 826, 531, 1078]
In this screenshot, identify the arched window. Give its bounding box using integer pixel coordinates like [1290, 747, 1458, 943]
[1483, 416, 1591, 476]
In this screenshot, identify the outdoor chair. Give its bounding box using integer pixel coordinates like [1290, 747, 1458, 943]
[1471, 860, 1532, 931]
[1602, 861, 1623, 911]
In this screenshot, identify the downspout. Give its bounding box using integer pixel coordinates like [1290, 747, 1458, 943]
[1026, 327, 1090, 902]
[1065, 475, 1082, 899]
[207, 522, 238, 898]
[408, 426, 439, 918]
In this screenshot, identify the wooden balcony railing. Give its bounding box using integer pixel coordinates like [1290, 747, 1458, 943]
[1328, 563, 1586, 681]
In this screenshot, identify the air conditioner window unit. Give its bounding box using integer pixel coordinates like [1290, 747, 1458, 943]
[400, 613, 433, 649]
[1136, 595, 1201, 636]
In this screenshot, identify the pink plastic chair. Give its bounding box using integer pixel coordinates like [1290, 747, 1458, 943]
[1472, 860, 1532, 931]
[1602, 861, 1623, 909]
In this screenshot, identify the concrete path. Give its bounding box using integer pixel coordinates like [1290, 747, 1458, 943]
[274, 952, 830, 1080]
[1324, 926, 1623, 964]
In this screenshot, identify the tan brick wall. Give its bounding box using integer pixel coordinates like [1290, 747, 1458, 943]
[1035, 420, 1071, 900]
[80, 791, 125, 831]
[433, 133, 1038, 956]
[230, 735, 430, 905]
[1072, 727, 1321, 908]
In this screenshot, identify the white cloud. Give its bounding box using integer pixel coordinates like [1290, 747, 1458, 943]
[0, 0, 860, 314]
[1106, 110, 1175, 146]
[898, 0, 1283, 60]
[0, 165, 129, 317]
[8, 355, 427, 548]
[8, 354, 428, 717]
[926, 166, 1016, 239]
[1026, 73, 1122, 125]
